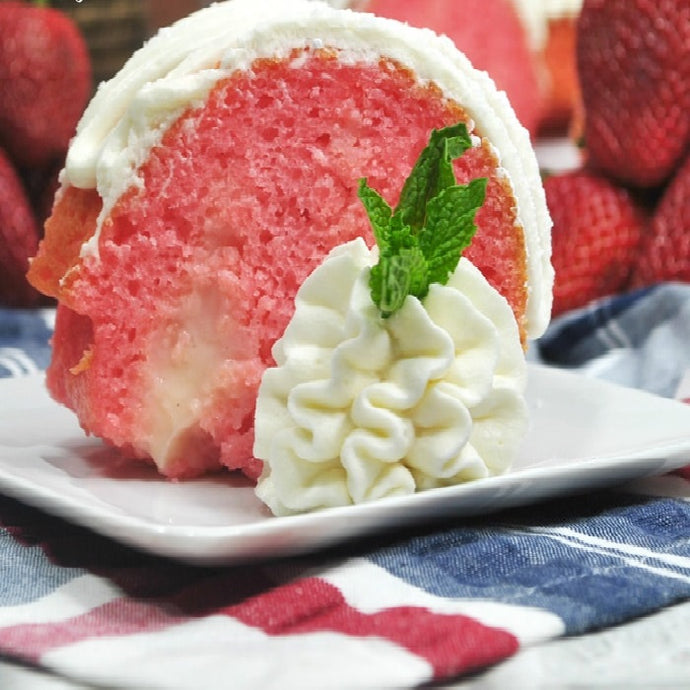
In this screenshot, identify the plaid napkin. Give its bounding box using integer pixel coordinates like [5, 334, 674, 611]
[1, 289, 690, 689]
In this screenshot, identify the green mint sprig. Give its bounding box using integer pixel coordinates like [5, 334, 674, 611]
[358, 123, 487, 318]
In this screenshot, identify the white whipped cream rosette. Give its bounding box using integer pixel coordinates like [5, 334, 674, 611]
[254, 238, 527, 516]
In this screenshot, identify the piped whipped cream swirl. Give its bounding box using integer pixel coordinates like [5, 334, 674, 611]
[254, 238, 527, 516]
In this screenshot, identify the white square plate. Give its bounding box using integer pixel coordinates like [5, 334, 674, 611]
[1, 364, 690, 565]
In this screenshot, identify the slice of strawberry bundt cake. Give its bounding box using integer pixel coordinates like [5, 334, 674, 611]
[28, 0, 552, 482]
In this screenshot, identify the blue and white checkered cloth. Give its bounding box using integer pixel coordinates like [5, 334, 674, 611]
[0, 308, 54, 378]
[0, 289, 689, 689]
[534, 284, 690, 398]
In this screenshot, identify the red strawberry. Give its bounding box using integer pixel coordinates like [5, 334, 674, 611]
[360, 0, 541, 136]
[630, 152, 690, 288]
[544, 170, 646, 316]
[0, 1, 91, 170]
[0, 147, 40, 306]
[576, 0, 690, 189]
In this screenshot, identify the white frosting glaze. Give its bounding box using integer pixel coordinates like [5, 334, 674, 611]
[62, 0, 552, 338]
[254, 238, 527, 516]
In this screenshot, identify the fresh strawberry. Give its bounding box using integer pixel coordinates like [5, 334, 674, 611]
[630, 152, 690, 288]
[0, 147, 40, 306]
[0, 1, 91, 170]
[359, 0, 542, 136]
[576, 0, 690, 188]
[544, 170, 646, 316]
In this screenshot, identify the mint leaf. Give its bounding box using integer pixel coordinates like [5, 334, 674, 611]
[372, 247, 428, 317]
[368, 211, 425, 317]
[395, 123, 474, 232]
[358, 124, 487, 318]
[357, 178, 392, 249]
[420, 177, 488, 287]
